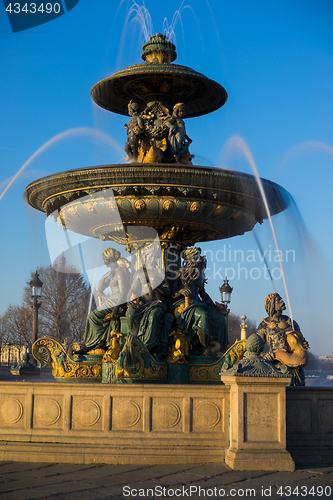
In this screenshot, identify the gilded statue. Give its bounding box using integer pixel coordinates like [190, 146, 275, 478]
[124, 101, 145, 162]
[256, 293, 309, 386]
[126, 243, 173, 356]
[75, 248, 130, 355]
[171, 247, 228, 356]
[165, 103, 193, 163]
[123, 99, 193, 164]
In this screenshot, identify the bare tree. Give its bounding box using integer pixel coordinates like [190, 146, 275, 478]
[2, 304, 33, 346]
[21, 263, 94, 345]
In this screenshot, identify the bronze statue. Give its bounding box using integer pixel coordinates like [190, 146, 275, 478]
[124, 101, 145, 162]
[165, 103, 192, 163]
[171, 247, 228, 356]
[256, 293, 309, 386]
[126, 243, 173, 356]
[75, 248, 130, 355]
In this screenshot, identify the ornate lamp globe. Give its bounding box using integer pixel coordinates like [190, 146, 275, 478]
[219, 276, 233, 304]
[30, 271, 43, 298]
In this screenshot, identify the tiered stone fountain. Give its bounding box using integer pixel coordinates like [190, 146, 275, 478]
[24, 34, 289, 384]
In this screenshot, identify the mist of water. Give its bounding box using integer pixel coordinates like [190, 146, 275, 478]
[277, 141, 333, 176]
[252, 228, 277, 292]
[88, 239, 103, 315]
[222, 135, 294, 326]
[0, 127, 123, 202]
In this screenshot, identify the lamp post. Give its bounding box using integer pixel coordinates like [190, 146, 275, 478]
[219, 276, 233, 326]
[30, 271, 43, 348]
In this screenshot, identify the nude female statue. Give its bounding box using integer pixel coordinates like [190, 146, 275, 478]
[75, 248, 130, 354]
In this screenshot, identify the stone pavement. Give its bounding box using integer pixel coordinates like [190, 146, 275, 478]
[0, 461, 332, 500]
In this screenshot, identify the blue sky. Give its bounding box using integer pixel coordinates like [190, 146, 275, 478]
[1, 0, 332, 354]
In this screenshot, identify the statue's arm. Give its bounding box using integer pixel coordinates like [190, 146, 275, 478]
[116, 269, 129, 304]
[137, 116, 144, 131]
[165, 116, 176, 130]
[95, 270, 113, 304]
[288, 319, 309, 349]
[127, 271, 142, 302]
[96, 270, 113, 294]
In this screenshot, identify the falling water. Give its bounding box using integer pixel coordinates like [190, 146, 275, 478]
[122, 0, 154, 41]
[223, 135, 294, 326]
[252, 228, 277, 292]
[0, 127, 123, 202]
[88, 239, 103, 315]
[277, 140, 333, 175]
[163, 0, 202, 49]
[115, 0, 205, 68]
[116, 0, 154, 69]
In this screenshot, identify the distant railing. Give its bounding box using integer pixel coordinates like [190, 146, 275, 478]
[286, 386, 333, 464]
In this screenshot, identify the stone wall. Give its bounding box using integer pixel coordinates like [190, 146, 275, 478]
[1, 382, 332, 466]
[286, 387, 333, 464]
[0, 382, 229, 464]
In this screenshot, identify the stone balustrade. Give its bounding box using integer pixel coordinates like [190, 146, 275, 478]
[0, 381, 332, 467]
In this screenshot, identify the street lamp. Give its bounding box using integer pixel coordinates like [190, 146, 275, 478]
[219, 276, 233, 324]
[30, 271, 43, 347]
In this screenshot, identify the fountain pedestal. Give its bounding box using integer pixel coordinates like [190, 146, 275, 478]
[221, 374, 295, 471]
[220, 334, 295, 471]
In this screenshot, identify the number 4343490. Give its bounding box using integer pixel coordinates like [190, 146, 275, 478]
[277, 485, 331, 496]
[6, 3, 61, 14]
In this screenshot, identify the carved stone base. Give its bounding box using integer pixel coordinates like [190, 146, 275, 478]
[224, 448, 295, 472]
[220, 374, 295, 471]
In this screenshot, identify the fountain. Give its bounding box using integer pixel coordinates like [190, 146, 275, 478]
[24, 33, 291, 384]
[2, 29, 321, 472]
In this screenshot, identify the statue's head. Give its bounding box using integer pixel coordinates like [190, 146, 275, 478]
[183, 247, 202, 264]
[173, 102, 184, 117]
[128, 100, 139, 116]
[265, 293, 286, 317]
[102, 247, 121, 266]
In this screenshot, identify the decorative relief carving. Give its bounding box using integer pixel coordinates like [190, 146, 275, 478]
[162, 199, 174, 211]
[134, 199, 146, 210]
[84, 202, 97, 213]
[35, 398, 61, 426]
[194, 401, 221, 429]
[214, 205, 224, 215]
[74, 399, 101, 427]
[154, 401, 181, 429]
[1, 398, 23, 424]
[113, 400, 141, 429]
[320, 403, 333, 430]
[189, 201, 201, 212]
[286, 402, 309, 431]
[145, 186, 161, 195]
